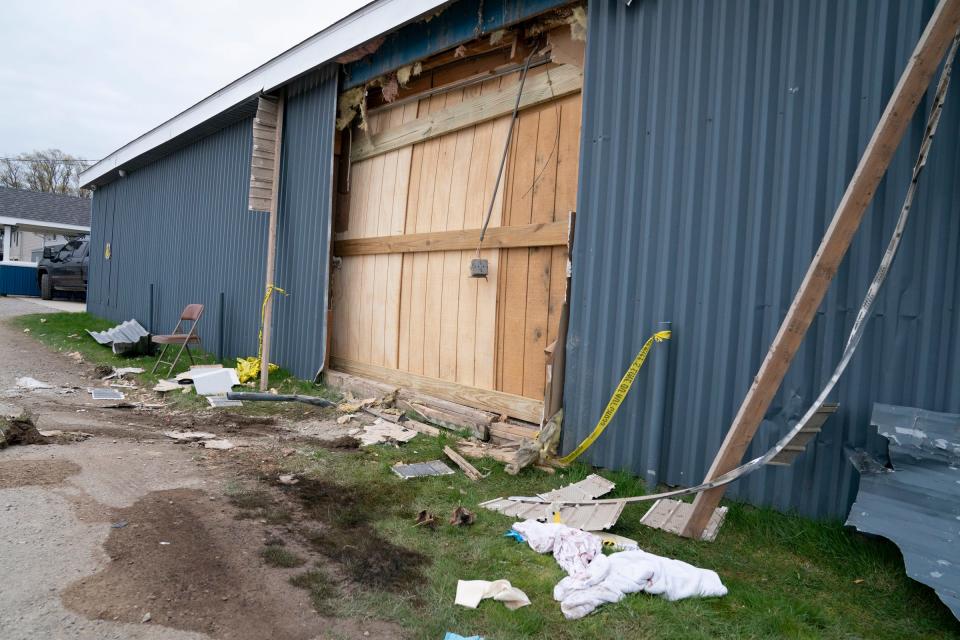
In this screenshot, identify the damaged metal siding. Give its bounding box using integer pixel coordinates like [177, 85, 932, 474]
[847, 403, 960, 619]
[271, 66, 338, 379]
[343, 0, 573, 88]
[563, 0, 960, 519]
[87, 69, 338, 379]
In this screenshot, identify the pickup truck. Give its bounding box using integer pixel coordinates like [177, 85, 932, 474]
[37, 235, 89, 300]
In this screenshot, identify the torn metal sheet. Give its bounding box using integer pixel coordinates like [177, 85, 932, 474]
[87, 319, 151, 356]
[392, 460, 455, 480]
[846, 403, 960, 620]
[480, 474, 625, 530]
[90, 388, 125, 400]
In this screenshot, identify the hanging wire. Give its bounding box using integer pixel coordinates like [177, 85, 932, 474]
[475, 46, 538, 257]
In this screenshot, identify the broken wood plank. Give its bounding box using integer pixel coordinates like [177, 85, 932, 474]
[444, 445, 484, 481]
[351, 64, 583, 162]
[332, 356, 543, 423]
[456, 440, 518, 464]
[681, 0, 960, 540]
[397, 398, 489, 441]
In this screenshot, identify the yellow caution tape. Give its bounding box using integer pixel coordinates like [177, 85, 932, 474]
[558, 329, 671, 465]
[236, 285, 287, 383]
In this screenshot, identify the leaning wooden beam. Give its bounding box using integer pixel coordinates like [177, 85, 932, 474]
[334, 220, 568, 256]
[258, 94, 285, 392]
[680, 0, 960, 540]
[350, 64, 582, 162]
[330, 357, 543, 423]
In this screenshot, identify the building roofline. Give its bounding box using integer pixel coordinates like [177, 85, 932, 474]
[0, 215, 90, 233]
[80, 0, 449, 188]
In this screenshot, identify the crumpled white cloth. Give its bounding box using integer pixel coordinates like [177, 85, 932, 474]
[554, 550, 728, 619]
[455, 579, 531, 610]
[511, 520, 603, 575]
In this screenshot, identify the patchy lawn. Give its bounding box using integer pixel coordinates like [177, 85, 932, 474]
[13, 311, 960, 639]
[12, 311, 339, 417]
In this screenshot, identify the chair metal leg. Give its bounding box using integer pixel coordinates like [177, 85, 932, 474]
[168, 341, 190, 376]
[185, 344, 196, 365]
[151, 344, 170, 374]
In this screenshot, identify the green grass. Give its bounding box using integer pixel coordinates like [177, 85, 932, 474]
[261, 545, 306, 568]
[290, 567, 337, 615]
[12, 311, 340, 416]
[282, 439, 960, 640]
[14, 311, 960, 638]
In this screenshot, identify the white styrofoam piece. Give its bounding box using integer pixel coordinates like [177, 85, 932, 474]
[189, 368, 240, 396]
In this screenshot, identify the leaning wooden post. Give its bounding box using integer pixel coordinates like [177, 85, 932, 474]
[260, 94, 285, 391]
[681, 0, 960, 540]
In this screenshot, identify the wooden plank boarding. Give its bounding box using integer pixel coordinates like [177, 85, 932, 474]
[680, 0, 960, 540]
[249, 95, 280, 212]
[331, 356, 544, 423]
[351, 64, 583, 162]
[333, 220, 569, 256]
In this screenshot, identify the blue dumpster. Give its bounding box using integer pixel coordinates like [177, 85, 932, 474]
[0, 262, 41, 296]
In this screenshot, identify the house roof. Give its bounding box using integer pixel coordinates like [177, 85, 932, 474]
[0, 187, 91, 232]
[79, 0, 449, 189]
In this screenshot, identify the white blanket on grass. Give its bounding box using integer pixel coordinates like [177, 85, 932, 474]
[554, 550, 728, 619]
[511, 520, 603, 575]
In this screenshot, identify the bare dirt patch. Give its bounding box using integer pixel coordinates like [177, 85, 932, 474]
[0, 458, 80, 489]
[62, 488, 331, 640]
[278, 476, 429, 593]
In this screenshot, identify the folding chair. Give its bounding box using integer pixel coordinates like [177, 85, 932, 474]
[151, 304, 204, 377]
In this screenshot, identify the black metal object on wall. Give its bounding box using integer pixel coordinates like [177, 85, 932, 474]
[563, 0, 960, 519]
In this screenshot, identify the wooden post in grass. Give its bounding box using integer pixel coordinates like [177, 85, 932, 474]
[681, 0, 960, 540]
[259, 94, 285, 391]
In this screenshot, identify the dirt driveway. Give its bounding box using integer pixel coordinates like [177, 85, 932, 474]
[0, 297, 392, 640]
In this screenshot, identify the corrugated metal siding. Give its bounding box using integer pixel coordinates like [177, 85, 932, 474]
[563, 0, 960, 520]
[87, 118, 268, 363]
[271, 66, 337, 379]
[87, 69, 338, 378]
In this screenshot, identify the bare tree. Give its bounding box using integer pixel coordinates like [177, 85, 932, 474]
[0, 150, 93, 197]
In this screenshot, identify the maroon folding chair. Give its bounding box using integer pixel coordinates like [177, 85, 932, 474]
[151, 304, 204, 377]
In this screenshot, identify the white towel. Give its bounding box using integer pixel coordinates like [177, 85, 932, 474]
[455, 579, 531, 610]
[554, 550, 728, 619]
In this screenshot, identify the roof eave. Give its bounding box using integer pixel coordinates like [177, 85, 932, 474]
[80, 0, 450, 189]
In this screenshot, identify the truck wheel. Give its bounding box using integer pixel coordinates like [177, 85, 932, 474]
[40, 274, 53, 300]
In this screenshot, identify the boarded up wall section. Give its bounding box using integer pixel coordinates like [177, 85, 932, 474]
[330, 58, 582, 421]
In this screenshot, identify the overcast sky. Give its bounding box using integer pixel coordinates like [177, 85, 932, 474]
[0, 0, 369, 161]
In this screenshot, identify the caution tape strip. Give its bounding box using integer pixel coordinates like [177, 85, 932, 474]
[558, 329, 671, 465]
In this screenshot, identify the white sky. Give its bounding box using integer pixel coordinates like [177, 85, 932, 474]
[0, 1, 370, 161]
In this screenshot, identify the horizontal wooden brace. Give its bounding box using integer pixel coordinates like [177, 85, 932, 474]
[351, 64, 582, 162]
[330, 357, 543, 423]
[334, 220, 568, 256]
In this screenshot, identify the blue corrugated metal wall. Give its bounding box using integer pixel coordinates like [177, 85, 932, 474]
[87, 67, 337, 379]
[563, 0, 960, 520]
[272, 67, 337, 379]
